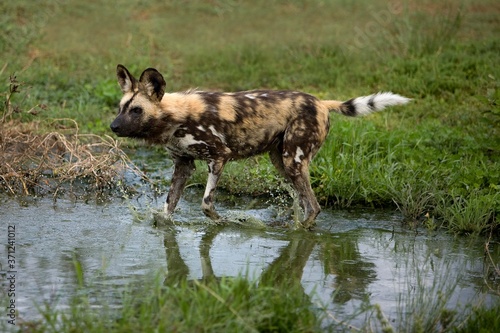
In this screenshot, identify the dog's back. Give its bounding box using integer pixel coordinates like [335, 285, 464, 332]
[153, 89, 330, 162]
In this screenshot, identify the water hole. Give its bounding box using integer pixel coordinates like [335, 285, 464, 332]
[0, 151, 499, 329]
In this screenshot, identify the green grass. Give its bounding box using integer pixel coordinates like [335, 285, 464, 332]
[1, 0, 499, 233]
[19, 277, 322, 333]
[8, 255, 324, 333]
[454, 305, 500, 333]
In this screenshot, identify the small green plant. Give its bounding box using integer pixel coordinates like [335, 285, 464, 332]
[480, 76, 500, 140]
[2, 75, 20, 122]
[386, 176, 437, 227]
[1, 75, 45, 123]
[454, 305, 500, 333]
[437, 190, 499, 235]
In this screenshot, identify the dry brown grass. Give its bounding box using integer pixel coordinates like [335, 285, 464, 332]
[0, 75, 144, 198]
[0, 118, 143, 197]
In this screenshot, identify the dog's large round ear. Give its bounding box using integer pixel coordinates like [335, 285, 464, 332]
[116, 64, 137, 94]
[139, 68, 166, 102]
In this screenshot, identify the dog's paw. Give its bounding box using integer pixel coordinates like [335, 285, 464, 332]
[152, 210, 175, 227]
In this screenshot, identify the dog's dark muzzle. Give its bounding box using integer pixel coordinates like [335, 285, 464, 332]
[110, 118, 125, 136]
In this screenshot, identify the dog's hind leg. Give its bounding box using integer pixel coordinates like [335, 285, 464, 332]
[164, 157, 196, 217]
[279, 146, 321, 229]
[281, 130, 323, 229]
[286, 164, 321, 229]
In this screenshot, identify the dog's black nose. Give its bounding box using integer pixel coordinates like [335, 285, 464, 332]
[110, 123, 119, 133]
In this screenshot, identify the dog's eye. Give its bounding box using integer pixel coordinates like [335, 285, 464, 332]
[130, 107, 143, 115]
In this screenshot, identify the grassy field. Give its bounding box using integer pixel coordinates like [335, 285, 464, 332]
[1, 0, 499, 233]
[1, 1, 500, 331]
[5, 0, 499, 234]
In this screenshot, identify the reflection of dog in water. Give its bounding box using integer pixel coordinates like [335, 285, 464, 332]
[161, 222, 376, 306]
[111, 64, 409, 228]
[161, 223, 316, 287]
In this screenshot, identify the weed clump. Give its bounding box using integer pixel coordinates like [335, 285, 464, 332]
[0, 75, 141, 198]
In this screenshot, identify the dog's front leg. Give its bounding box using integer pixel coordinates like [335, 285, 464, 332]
[201, 159, 226, 220]
[164, 157, 196, 217]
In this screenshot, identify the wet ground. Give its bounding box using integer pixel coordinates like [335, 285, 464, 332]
[1, 154, 499, 329]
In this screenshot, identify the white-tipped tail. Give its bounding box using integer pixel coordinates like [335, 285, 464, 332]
[352, 92, 411, 115]
[323, 92, 411, 117]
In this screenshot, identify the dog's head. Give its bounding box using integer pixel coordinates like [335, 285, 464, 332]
[110, 64, 166, 139]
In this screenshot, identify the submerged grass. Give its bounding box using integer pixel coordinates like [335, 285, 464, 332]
[394, 258, 460, 333]
[14, 273, 324, 333]
[1, 0, 499, 233]
[5, 246, 499, 333]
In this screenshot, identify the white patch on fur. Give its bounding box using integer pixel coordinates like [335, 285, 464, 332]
[352, 92, 411, 115]
[203, 161, 217, 203]
[197, 125, 206, 132]
[179, 134, 207, 148]
[294, 147, 304, 163]
[245, 93, 256, 99]
[119, 92, 135, 110]
[208, 125, 226, 144]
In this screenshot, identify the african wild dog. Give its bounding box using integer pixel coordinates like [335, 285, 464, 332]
[110, 64, 409, 228]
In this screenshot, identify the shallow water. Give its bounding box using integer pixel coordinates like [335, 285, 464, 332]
[0, 158, 499, 329]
